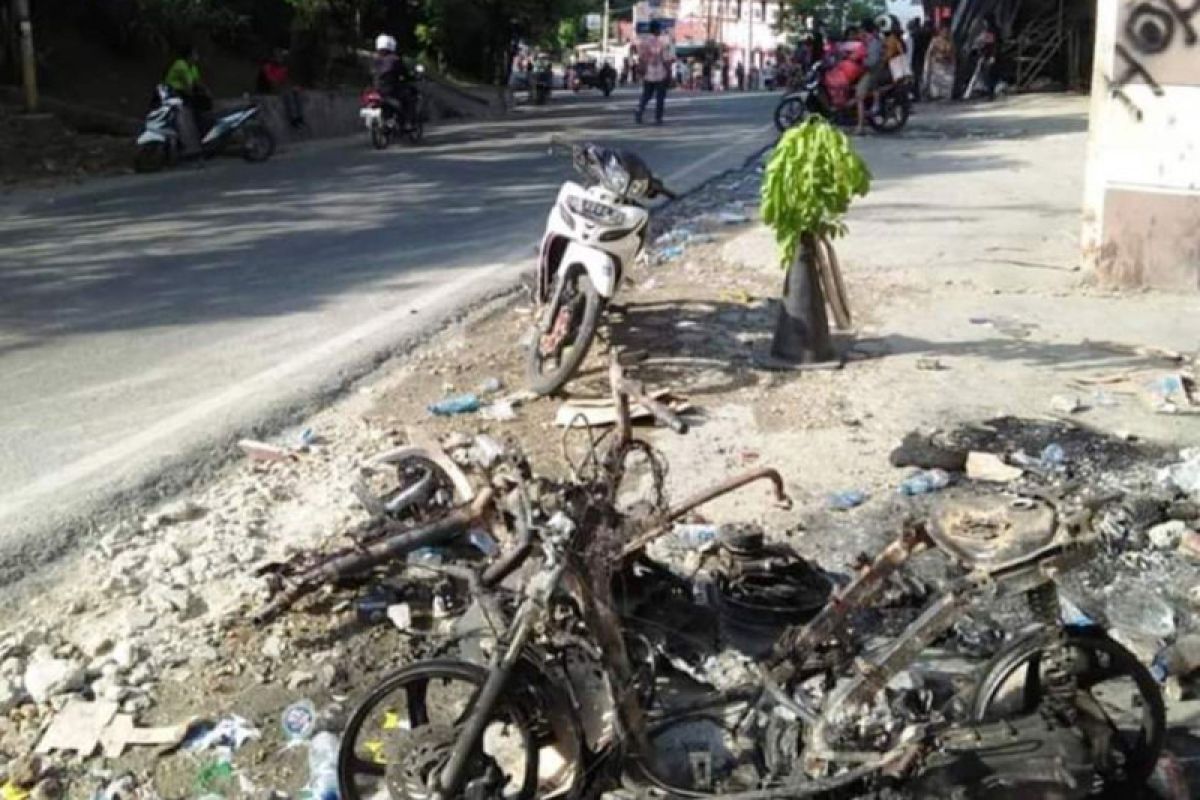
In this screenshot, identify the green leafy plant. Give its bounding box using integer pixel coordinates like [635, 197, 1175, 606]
[760, 117, 871, 266]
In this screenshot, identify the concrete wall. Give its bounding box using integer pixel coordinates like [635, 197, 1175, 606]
[1081, 0, 1200, 290]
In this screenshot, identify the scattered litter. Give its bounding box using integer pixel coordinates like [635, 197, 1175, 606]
[1107, 581, 1176, 641]
[1144, 373, 1196, 414]
[183, 716, 260, 753]
[195, 759, 235, 795]
[898, 469, 951, 496]
[356, 585, 402, 625]
[671, 524, 719, 550]
[1148, 751, 1191, 800]
[480, 400, 517, 422]
[386, 603, 413, 632]
[555, 393, 690, 429]
[716, 206, 749, 224]
[1050, 395, 1084, 414]
[1038, 443, 1066, 470]
[1148, 520, 1189, 550]
[89, 775, 141, 800]
[1180, 530, 1200, 561]
[827, 490, 868, 511]
[969, 315, 1037, 339]
[428, 393, 481, 416]
[237, 439, 294, 462]
[281, 700, 318, 744]
[100, 715, 196, 758]
[35, 699, 118, 756]
[718, 288, 753, 305]
[467, 528, 500, 556]
[470, 434, 506, 468]
[915, 357, 945, 371]
[0, 785, 26, 800]
[305, 732, 340, 800]
[295, 428, 318, 449]
[1160, 448, 1200, 500]
[656, 244, 685, 263]
[965, 452, 1023, 483]
[478, 377, 504, 395]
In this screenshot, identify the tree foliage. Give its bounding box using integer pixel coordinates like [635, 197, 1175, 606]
[760, 118, 870, 266]
[779, 0, 886, 35]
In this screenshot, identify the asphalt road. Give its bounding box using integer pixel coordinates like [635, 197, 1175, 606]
[0, 88, 779, 577]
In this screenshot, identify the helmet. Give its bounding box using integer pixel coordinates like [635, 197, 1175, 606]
[375, 34, 397, 52]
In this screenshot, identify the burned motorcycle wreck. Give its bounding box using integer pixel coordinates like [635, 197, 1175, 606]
[262, 363, 1165, 800]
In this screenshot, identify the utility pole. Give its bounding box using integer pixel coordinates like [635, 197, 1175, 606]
[14, 0, 38, 111]
[602, 0, 610, 62]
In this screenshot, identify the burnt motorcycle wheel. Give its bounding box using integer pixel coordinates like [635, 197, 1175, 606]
[867, 94, 909, 133]
[370, 121, 391, 150]
[338, 660, 540, 800]
[525, 273, 603, 396]
[242, 125, 275, 162]
[774, 96, 807, 132]
[970, 630, 1165, 792]
[134, 142, 168, 173]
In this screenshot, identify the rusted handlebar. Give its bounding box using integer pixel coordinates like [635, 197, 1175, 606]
[620, 468, 792, 558]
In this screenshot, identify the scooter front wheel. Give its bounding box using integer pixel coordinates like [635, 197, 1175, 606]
[370, 121, 391, 150]
[337, 660, 540, 800]
[774, 95, 807, 132]
[133, 142, 168, 173]
[525, 273, 603, 396]
[242, 125, 276, 162]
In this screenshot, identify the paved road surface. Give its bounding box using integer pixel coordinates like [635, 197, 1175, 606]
[0, 89, 779, 576]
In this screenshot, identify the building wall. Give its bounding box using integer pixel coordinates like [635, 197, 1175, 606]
[621, 0, 787, 67]
[1081, 0, 1200, 290]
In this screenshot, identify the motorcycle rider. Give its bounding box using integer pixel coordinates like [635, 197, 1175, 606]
[371, 34, 416, 130]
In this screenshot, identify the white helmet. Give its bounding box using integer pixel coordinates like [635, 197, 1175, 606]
[375, 34, 397, 53]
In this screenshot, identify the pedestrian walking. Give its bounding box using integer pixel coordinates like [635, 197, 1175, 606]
[924, 22, 956, 100]
[965, 14, 999, 99]
[721, 60, 730, 91]
[635, 20, 674, 124]
[907, 17, 932, 100]
[735, 61, 745, 90]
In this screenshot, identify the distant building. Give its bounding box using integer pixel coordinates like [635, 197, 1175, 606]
[618, 0, 788, 69]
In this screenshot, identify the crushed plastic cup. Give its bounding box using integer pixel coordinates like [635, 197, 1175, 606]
[1107, 588, 1176, 641]
[1039, 443, 1066, 470]
[306, 731, 340, 800]
[657, 244, 685, 262]
[478, 377, 504, 395]
[672, 524, 718, 549]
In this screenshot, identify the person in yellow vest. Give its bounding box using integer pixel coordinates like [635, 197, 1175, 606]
[164, 47, 212, 152]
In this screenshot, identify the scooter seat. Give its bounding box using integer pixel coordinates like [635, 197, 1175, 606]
[927, 492, 1057, 572]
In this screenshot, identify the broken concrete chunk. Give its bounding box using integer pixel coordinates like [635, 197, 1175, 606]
[34, 699, 118, 755]
[23, 656, 85, 704]
[965, 452, 1024, 483]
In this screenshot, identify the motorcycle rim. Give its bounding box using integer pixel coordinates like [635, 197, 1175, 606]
[338, 660, 540, 800]
[525, 273, 602, 396]
[970, 630, 1165, 791]
[134, 142, 168, 173]
[774, 97, 807, 132]
[242, 126, 275, 162]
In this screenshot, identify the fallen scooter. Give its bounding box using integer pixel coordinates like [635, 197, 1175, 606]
[134, 84, 276, 173]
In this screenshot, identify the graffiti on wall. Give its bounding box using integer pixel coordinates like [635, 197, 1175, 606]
[1114, 0, 1200, 95]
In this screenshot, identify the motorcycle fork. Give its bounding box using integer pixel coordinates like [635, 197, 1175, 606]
[539, 263, 574, 334]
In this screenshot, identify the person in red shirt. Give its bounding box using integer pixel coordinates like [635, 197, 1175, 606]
[257, 48, 306, 129]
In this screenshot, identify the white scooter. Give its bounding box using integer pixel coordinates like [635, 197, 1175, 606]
[526, 142, 676, 395]
[134, 84, 275, 173]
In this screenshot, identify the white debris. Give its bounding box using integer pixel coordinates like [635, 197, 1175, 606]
[23, 653, 85, 703]
[1149, 520, 1189, 550]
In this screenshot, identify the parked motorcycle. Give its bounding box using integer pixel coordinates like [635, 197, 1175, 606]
[525, 141, 676, 395]
[134, 84, 275, 173]
[572, 61, 616, 96]
[774, 61, 911, 133]
[360, 65, 427, 149]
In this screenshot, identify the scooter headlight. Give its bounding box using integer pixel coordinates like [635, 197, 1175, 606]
[602, 157, 631, 196]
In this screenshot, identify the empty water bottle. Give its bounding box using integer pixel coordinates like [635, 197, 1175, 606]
[428, 393, 481, 416]
[1039, 443, 1066, 470]
[828, 490, 868, 511]
[898, 469, 951, 496]
[306, 731, 340, 800]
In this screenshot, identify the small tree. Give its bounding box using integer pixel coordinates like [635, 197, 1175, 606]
[760, 117, 870, 366]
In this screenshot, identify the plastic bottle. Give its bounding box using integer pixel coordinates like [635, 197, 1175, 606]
[898, 469, 951, 496]
[828, 490, 868, 510]
[1039, 443, 1066, 470]
[306, 731, 340, 800]
[428, 393, 481, 416]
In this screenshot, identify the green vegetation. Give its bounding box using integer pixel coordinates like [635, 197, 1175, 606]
[779, 0, 887, 36]
[760, 117, 871, 266]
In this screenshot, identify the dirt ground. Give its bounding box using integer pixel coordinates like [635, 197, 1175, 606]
[3, 93, 1200, 798]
